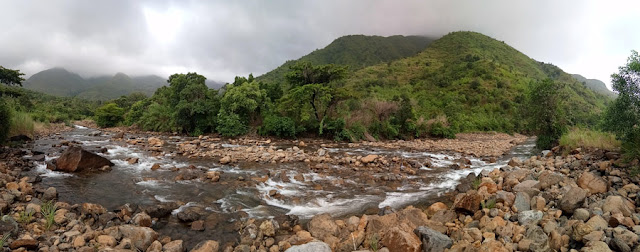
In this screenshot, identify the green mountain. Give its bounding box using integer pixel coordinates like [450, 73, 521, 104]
[339, 31, 611, 133]
[571, 74, 616, 98]
[256, 35, 435, 84]
[23, 68, 86, 96]
[23, 69, 167, 100]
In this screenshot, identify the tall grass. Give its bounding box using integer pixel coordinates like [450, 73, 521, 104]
[9, 111, 34, 137]
[559, 128, 620, 151]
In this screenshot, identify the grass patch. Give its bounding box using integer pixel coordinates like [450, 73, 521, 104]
[41, 201, 57, 230]
[559, 128, 620, 151]
[9, 111, 34, 138]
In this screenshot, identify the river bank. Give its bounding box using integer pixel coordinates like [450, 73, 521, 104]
[5, 126, 632, 251]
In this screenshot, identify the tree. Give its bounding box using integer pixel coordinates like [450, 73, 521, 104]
[0, 67, 25, 86]
[602, 50, 640, 160]
[526, 79, 567, 149]
[94, 103, 125, 128]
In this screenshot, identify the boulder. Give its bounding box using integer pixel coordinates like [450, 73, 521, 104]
[191, 240, 219, 252]
[118, 225, 158, 250]
[382, 226, 421, 252]
[602, 196, 635, 217]
[537, 172, 564, 190]
[308, 214, 337, 240]
[9, 238, 38, 250]
[577, 171, 608, 194]
[518, 210, 543, 226]
[285, 241, 331, 252]
[508, 157, 522, 167]
[163, 240, 184, 252]
[52, 146, 113, 172]
[453, 191, 482, 214]
[513, 180, 540, 197]
[414, 226, 452, 252]
[131, 212, 152, 227]
[559, 187, 587, 215]
[513, 192, 531, 212]
[148, 137, 164, 147]
[425, 202, 448, 216]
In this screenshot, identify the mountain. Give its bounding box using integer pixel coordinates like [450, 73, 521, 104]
[256, 34, 435, 84]
[23, 68, 86, 96]
[339, 31, 611, 132]
[571, 74, 616, 98]
[23, 69, 168, 100]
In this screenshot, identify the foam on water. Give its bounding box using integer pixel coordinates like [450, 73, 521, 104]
[73, 125, 88, 129]
[154, 195, 173, 203]
[378, 191, 432, 209]
[34, 163, 73, 178]
[264, 195, 381, 219]
[171, 202, 200, 215]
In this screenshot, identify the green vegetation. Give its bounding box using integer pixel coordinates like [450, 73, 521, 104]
[0, 101, 10, 143]
[94, 103, 125, 127]
[0, 66, 25, 86]
[559, 128, 620, 152]
[41, 201, 57, 230]
[602, 50, 640, 161]
[481, 198, 496, 209]
[9, 111, 35, 137]
[17, 209, 34, 224]
[0, 233, 9, 248]
[257, 35, 434, 85]
[571, 74, 616, 98]
[525, 79, 567, 149]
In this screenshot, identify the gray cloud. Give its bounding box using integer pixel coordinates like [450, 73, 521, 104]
[1, 0, 638, 87]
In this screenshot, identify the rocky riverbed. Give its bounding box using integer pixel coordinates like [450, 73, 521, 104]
[6, 126, 636, 251]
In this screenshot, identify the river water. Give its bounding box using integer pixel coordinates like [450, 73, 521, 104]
[26, 126, 536, 248]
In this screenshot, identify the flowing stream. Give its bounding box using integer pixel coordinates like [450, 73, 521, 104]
[26, 126, 536, 248]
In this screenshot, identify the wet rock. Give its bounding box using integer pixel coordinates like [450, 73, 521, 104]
[206, 171, 221, 182]
[113, 132, 125, 139]
[177, 208, 201, 222]
[144, 203, 178, 218]
[118, 225, 158, 250]
[456, 173, 476, 193]
[127, 157, 139, 164]
[414, 226, 452, 252]
[559, 187, 587, 214]
[577, 171, 608, 194]
[284, 241, 331, 252]
[163, 240, 184, 252]
[382, 226, 421, 252]
[88, 130, 102, 136]
[82, 202, 107, 215]
[43, 186, 58, 201]
[53, 146, 114, 172]
[131, 212, 152, 227]
[308, 213, 337, 240]
[453, 191, 482, 214]
[518, 210, 543, 226]
[191, 220, 205, 231]
[191, 240, 219, 252]
[151, 163, 161, 170]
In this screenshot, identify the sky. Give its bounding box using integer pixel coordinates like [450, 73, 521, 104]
[1, 0, 639, 89]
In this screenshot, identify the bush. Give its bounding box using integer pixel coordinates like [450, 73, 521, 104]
[94, 103, 125, 128]
[124, 100, 149, 126]
[9, 111, 34, 137]
[139, 103, 176, 132]
[429, 122, 456, 139]
[216, 111, 248, 137]
[0, 101, 10, 143]
[558, 128, 620, 152]
[259, 115, 296, 138]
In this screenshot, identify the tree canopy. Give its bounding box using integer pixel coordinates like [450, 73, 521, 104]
[0, 66, 25, 87]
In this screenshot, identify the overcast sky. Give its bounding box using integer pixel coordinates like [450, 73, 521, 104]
[1, 0, 638, 88]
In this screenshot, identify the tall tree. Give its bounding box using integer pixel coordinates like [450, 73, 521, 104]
[0, 67, 25, 86]
[526, 79, 567, 149]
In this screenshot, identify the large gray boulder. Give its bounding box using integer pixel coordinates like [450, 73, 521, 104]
[559, 187, 587, 215]
[414, 226, 453, 252]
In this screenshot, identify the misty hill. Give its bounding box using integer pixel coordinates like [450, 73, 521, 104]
[340, 31, 611, 132]
[571, 74, 616, 98]
[23, 68, 167, 100]
[256, 34, 435, 84]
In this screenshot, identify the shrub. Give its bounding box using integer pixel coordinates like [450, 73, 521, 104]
[0, 101, 10, 143]
[259, 115, 296, 138]
[124, 100, 149, 126]
[429, 122, 456, 139]
[94, 103, 125, 128]
[139, 103, 176, 132]
[216, 111, 248, 137]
